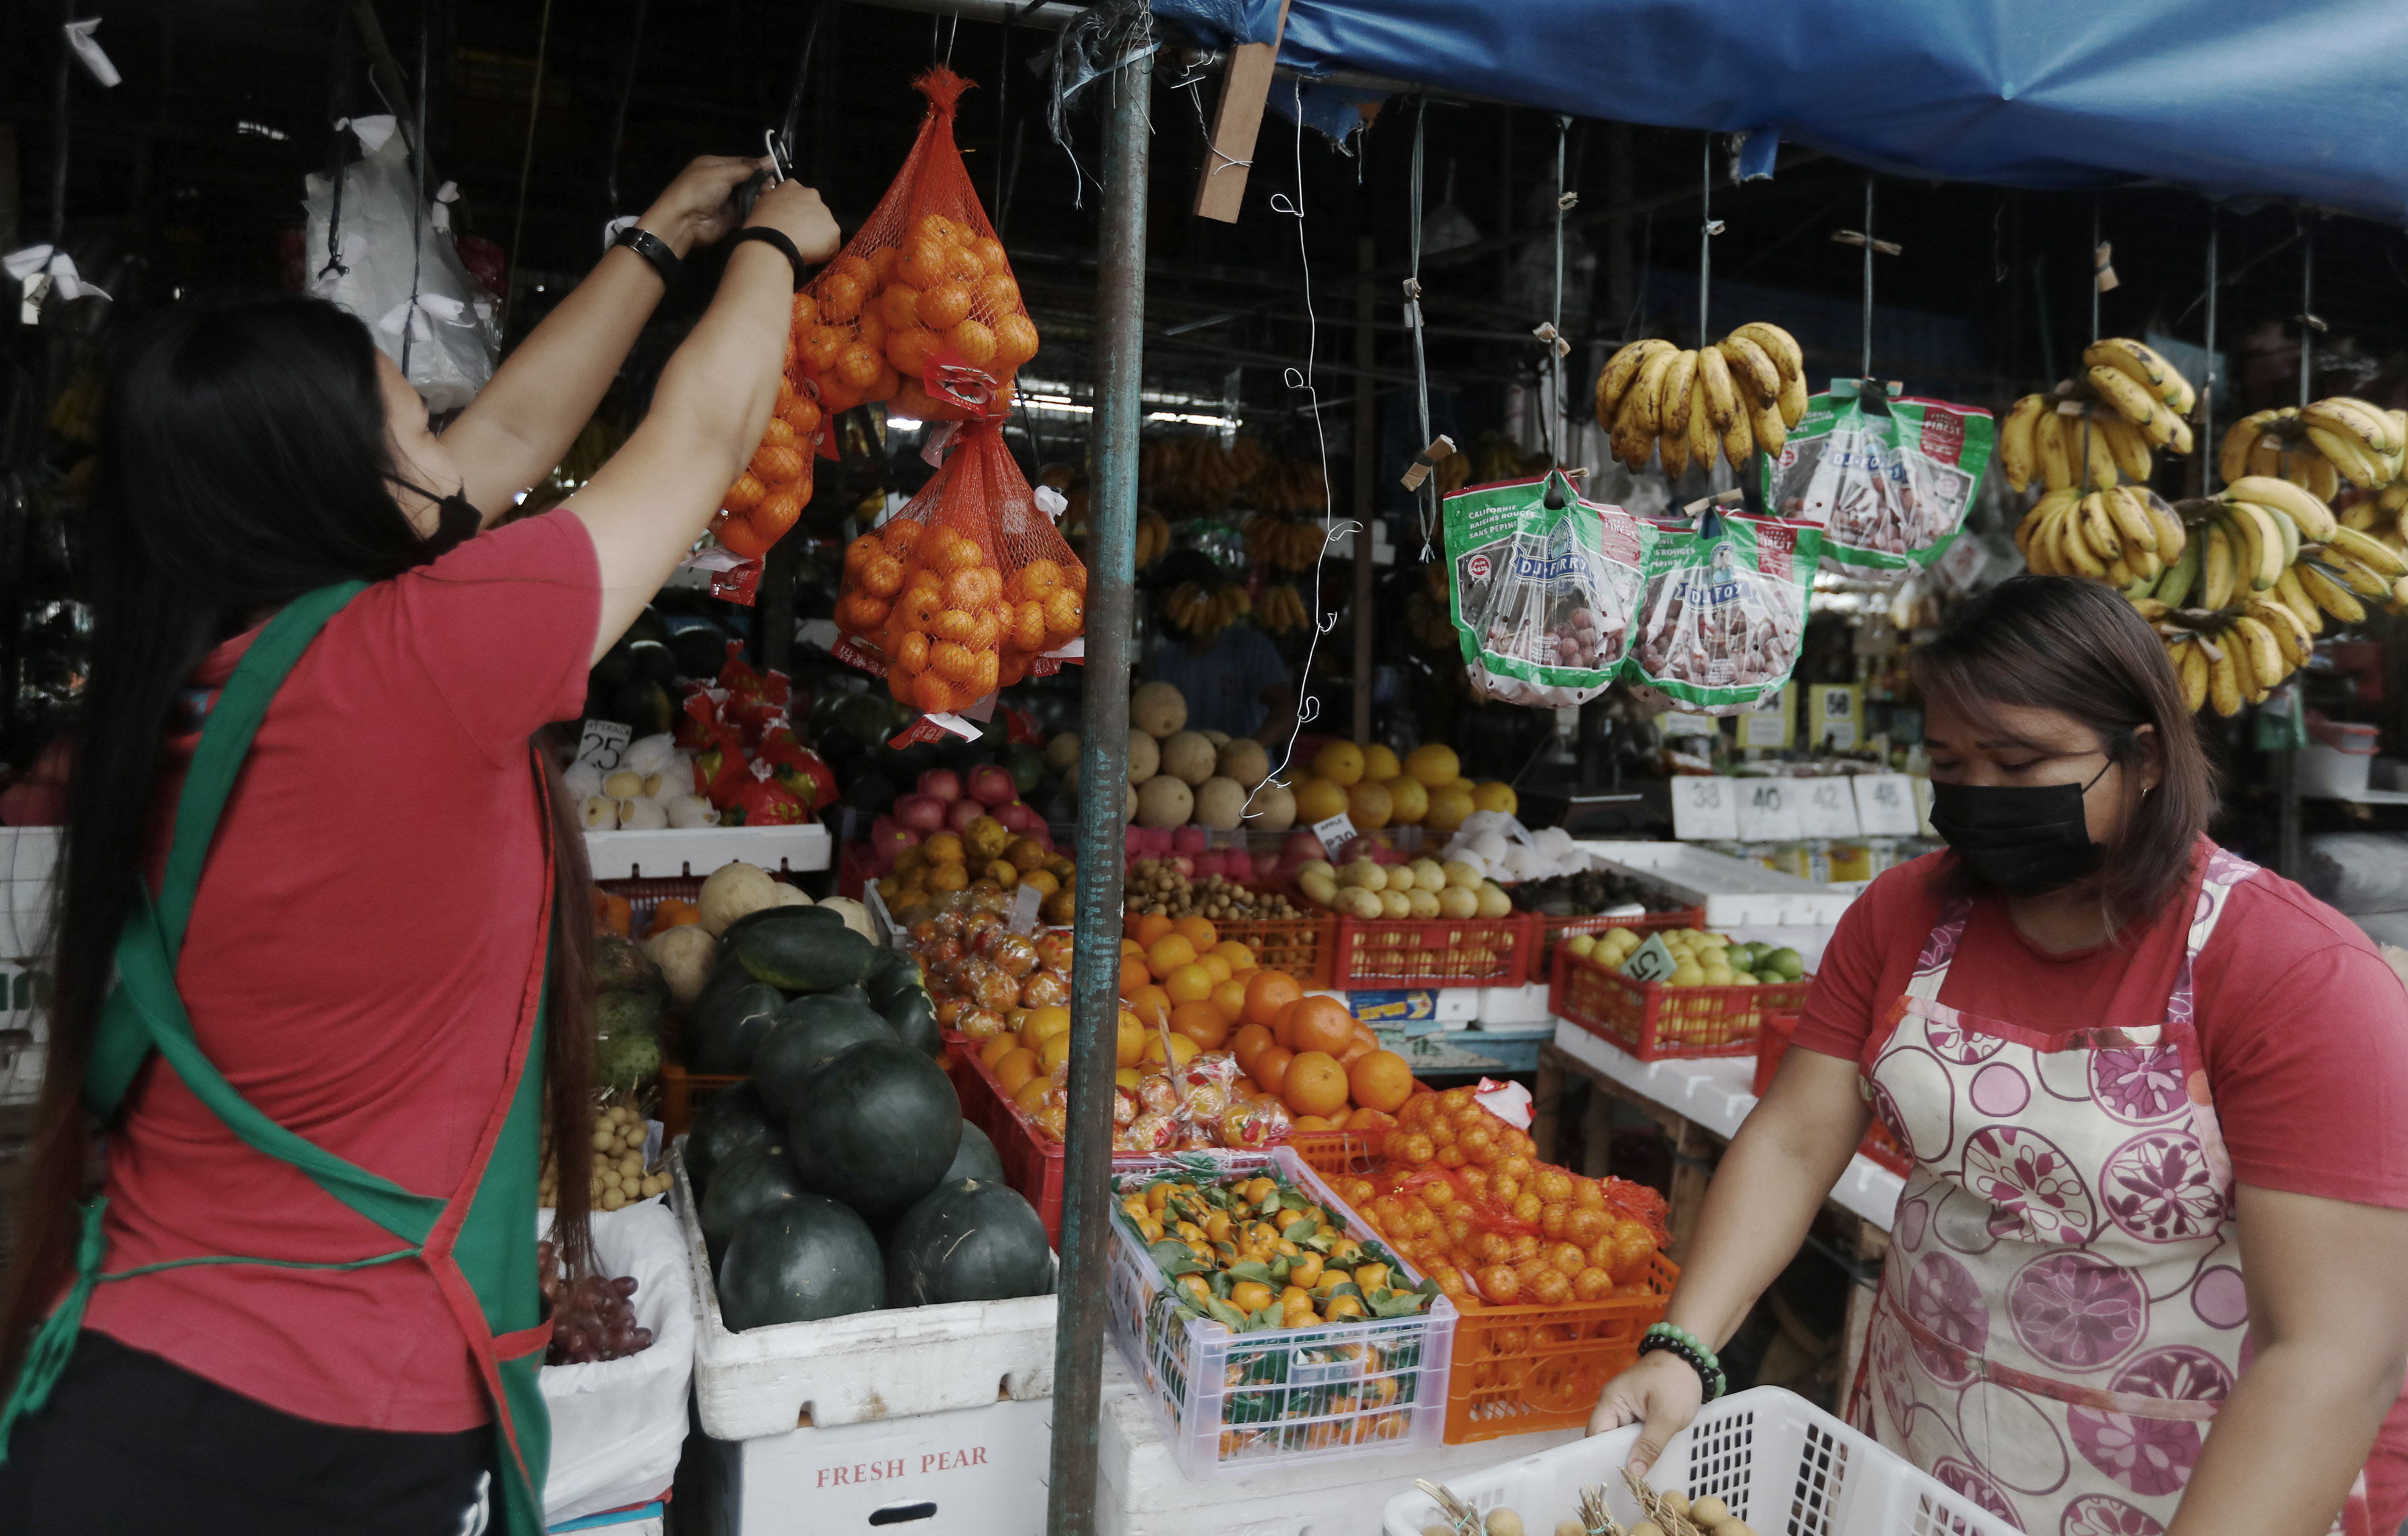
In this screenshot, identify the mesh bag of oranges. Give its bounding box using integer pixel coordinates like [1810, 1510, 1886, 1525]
[710, 367, 823, 563]
[1331, 1087, 1670, 1312]
[835, 421, 1086, 714]
[793, 67, 1038, 426]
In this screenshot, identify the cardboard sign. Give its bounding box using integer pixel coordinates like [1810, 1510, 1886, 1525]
[1794, 776, 1864, 839]
[1736, 686, 1794, 750]
[1733, 778, 1802, 843]
[1312, 812, 1359, 859]
[1620, 934, 1682, 984]
[576, 720, 631, 774]
[1854, 773, 1920, 836]
[1668, 775, 1740, 841]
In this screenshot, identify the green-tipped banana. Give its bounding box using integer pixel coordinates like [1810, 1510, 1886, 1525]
[2086, 338, 2195, 415]
[2157, 534, 2202, 609]
[2328, 524, 2408, 580]
[2297, 560, 2367, 624]
[2223, 475, 2337, 542]
[2304, 424, 2385, 488]
[2275, 565, 2322, 635]
[2087, 364, 2163, 437]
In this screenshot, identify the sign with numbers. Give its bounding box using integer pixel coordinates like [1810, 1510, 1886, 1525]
[1854, 773, 1920, 836]
[1812, 685, 1862, 750]
[1661, 711, 1720, 739]
[1735, 686, 1794, 750]
[1620, 934, 1682, 985]
[1794, 777, 1864, 838]
[1733, 778, 1801, 842]
[577, 720, 631, 774]
[1312, 812, 1360, 859]
[1668, 776, 1739, 841]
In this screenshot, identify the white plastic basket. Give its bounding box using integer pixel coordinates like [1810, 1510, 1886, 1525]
[1381, 1386, 2019, 1536]
[1105, 1146, 1458, 1481]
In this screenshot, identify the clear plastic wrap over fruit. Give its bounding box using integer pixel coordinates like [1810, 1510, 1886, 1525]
[1443, 468, 1658, 707]
[1627, 506, 1821, 715]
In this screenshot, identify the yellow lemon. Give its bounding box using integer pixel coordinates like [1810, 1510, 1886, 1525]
[1314, 741, 1367, 786]
[1405, 743, 1460, 787]
[1471, 780, 1519, 815]
[1292, 776, 1350, 822]
[1361, 744, 1401, 782]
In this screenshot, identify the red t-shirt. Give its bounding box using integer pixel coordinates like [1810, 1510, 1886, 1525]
[85, 510, 598, 1433]
[1797, 837, 2408, 1525]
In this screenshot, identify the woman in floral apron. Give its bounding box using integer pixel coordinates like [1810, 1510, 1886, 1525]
[1593, 577, 2408, 1536]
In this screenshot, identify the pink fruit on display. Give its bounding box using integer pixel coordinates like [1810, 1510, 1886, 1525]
[944, 798, 985, 834]
[892, 794, 948, 833]
[966, 764, 1017, 807]
[918, 768, 963, 803]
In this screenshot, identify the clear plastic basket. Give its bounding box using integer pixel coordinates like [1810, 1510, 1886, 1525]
[1381, 1385, 2019, 1536]
[1104, 1146, 1458, 1480]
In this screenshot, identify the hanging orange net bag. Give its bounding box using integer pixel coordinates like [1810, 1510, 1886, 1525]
[710, 362, 824, 560]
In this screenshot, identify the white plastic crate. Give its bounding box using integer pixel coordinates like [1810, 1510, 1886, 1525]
[585, 822, 831, 881]
[670, 1144, 1056, 1440]
[1105, 1147, 1457, 1481]
[696, 1396, 1050, 1536]
[1380, 1386, 2019, 1536]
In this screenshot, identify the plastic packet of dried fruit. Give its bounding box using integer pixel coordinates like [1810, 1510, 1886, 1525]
[1443, 467, 1656, 707]
[1626, 506, 1820, 715]
[1763, 380, 1991, 577]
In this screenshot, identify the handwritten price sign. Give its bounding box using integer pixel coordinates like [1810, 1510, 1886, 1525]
[1853, 774, 1919, 836]
[1668, 776, 1738, 841]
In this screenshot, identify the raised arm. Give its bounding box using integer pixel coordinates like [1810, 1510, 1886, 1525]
[566, 179, 839, 663]
[443, 156, 769, 521]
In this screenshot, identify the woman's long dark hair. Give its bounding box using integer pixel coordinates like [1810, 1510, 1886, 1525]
[2, 296, 594, 1386]
[1913, 574, 2218, 929]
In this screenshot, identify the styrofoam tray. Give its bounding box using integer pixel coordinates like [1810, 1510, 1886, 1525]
[671, 1143, 1056, 1441]
[1476, 982, 1553, 1025]
[585, 822, 831, 881]
[1552, 1020, 1904, 1231]
[1382, 1386, 2018, 1536]
[1577, 840, 1857, 927]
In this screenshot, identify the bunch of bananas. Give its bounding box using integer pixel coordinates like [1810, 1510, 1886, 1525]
[1163, 580, 1252, 641]
[2147, 601, 2318, 717]
[1593, 322, 1809, 477]
[2000, 339, 2195, 493]
[1254, 582, 1311, 635]
[2219, 399, 2408, 504]
[1138, 435, 1251, 517]
[1470, 431, 1556, 487]
[1251, 457, 1330, 516]
[1134, 510, 1172, 568]
[2015, 484, 2189, 588]
[1241, 513, 1327, 572]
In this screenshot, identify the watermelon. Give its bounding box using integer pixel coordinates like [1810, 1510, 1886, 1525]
[737, 919, 875, 994]
[718, 1194, 885, 1331]
[753, 997, 893, 1122]
[884, 1178, 1054, 1308]
[698, 1142, 807, 1269]
[787, 1038, 962, 1214]
[864, 948, 922, 1008]
[942, 1120, 1006, 1184]
[722, 903, 839, 950]
[692, 982, 784, 1075]
[879, 984, 941, 1059]
[682, 1082, 779, 1198]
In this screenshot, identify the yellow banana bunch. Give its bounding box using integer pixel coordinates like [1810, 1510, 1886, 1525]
[1593, 321, 1807, 477]
[2218, 401, 2406, 502]
[2015, 485, 2187, 596]
[1239, 514, 1326, 572]
[2003, 340, 2197, 494]
[1165, 580, 1253, 641]
[1254, 582, 1310, 636]
[2156, 590, 2313, 716]
[1134, 510, 1173, 569]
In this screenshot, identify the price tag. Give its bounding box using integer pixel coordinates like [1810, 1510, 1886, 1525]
[1620, 934, 1682, 984]
[1736, 686, 1793, 750]
[1668, 776, 1739, 841]
[1733, 779, 1801, 843]
[1854, 773, 1920, 836]
[1795, 777, 1863, 839]
[1661, 711, 1719, 740]
[1312, 812, 1359, 859]
[1008, 882, 1042, 934]
[577, 720, 632, 774]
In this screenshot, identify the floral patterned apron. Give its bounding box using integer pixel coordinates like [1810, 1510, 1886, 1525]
[1845, 848, 2372, 1536]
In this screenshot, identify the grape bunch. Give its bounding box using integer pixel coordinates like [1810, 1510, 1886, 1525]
[538, 1239, 656, 1365]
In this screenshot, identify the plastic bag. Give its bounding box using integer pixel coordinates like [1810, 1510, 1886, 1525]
[302, 117, 498, 413]
[1443, 468, 1658, 707]
[534, 1199, 694, 1525]
[1628, 508, 1819, 714]
[1765, 382, 1991, 576]
[791, 68, 1039, 426]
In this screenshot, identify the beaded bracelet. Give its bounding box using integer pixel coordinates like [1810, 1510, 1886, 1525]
[1639, 1322, 1727, 1402]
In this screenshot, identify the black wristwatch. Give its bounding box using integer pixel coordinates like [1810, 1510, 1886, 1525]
[726, 227, 809, 292]
[612, 226, 680, 286]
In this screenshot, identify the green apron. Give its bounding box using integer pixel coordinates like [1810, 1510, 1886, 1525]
[0, 581, 557, 1534]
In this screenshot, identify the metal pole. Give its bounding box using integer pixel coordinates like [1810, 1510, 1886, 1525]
[1696, 136, 1711, 344]
[1047, 23, 1146, 1535]
[1860, 177, 1875, 380]
[2201, 213, 2218, 492]
[1352, 233, 1376, 744]
[48, 0, 72, 247]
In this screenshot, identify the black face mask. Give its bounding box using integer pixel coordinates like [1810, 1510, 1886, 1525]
[1928, 760, 2114, 898]
[389, 476, 482, 566]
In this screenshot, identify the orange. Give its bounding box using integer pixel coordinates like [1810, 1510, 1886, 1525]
[1213, 941, 1257, 971]
[1272, 998, 1303, 1049]
[1198, 955, 1233, 985]
[1383, 776, 1431, 825]
[1173, 915, 1219, 952]
[1361, 743, 1401, 782]
[1146, 935, 1199, 975]
[1116, 1009, 1146, 1067]
[1164, 962, 1216, 1004]
[1282, 1051, 1351, 1117]
[1405, 743, 1460, 786]
[1021, 1006, 1073, 1047]
[1292, 1115, 1335, 1132]
[1231, 1023, 1276, 1074]
[1292, 776, 1350, 823]
[992, 1049, 1039, 1095]
[1347, 780, 1394, 829]
[979, 1032, 1020, 1067]
[1314, 741, 1367, 786]
[1288, 996, 1357, 1057]
[1338, 1022, 1379, 1067]
[1471, 781, 1519, 815]
[1243, 970, 1304, 1028]
[1126, 984, 1173, 1028]
[1118, 954, 1150, 997]
[1251, 1045, 1295, 1096]
[1013, 1077, 1052, 1115]
[1345, 1105, 1399, 1133]
[1348, 1049, 1414, 1113]
[1141, 1031, 1201, 1069]
[1169, 1001, 1231, 1052]
[1210, 978, 1252, 1023]
[1039, 1032, 1074, 1074]
[1132, 912, 1174, 947]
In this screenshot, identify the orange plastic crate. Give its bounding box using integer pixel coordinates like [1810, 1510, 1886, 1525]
[1550, 945, 1809, 1061]
[1756, 1010, 1908, 1175]
[1530, 908, 1703, 973]
[1326, 913, 1534, 990]
[1443, 1250, 1678, 1443]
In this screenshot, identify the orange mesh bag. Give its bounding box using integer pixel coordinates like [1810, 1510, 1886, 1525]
[983, 435, 1088, 685]
[793, 67, 1039, 426]
[833, 423, 1009, 717]
[1329, 1087, 1669, 1310]
[711, 358, 824, 560]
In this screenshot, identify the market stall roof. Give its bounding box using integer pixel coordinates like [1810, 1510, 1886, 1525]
[1151, 0, 2408, 227]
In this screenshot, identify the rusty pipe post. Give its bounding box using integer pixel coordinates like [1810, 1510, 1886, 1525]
[1046, 17, 1148, 1535]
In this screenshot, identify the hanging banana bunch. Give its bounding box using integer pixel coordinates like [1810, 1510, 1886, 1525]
[1164, 580, 1253, 641]
[1253, 582, 1310, 636]
[1999, 338, 2195, 494]
[2219, 399, 2408, 509]
[1593, 322, 1808, 477]
[1241, 513, 1326, 572]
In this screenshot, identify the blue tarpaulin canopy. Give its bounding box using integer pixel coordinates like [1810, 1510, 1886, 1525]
[1152, 0, 2408, 226]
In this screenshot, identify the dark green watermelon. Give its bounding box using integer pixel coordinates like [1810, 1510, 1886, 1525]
[941, 1121, 1006, 1184]
[720, 902, 839, 950]
[692, 982, 784, 1075]
[698, 1143, 807, 1270]
[718, 1194, 885, 1331]
[682, 1082, 779, 1199]
[686, 954, 759, 1042]
[753, 998, 893, 1122]
[884, 1178, 1053, 1308]
[787, 1038, 961, 1215]
[879, 985, 940, 1059]
[821, 984, 871, 1009]
[863, 950, 923, 1010]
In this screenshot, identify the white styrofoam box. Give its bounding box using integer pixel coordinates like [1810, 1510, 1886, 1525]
[0, 960, 47, 1107]
[1096, 1347, 1578, 1536]
[1577, 840, 1856, 927]
[671, 1145, 1056, 1441]
[1551, 1019, 1903, 1232]
[584, 822, 831, 881]
[698, 1395, 1051, 1536]
[1381, 1386, 2017, 1536]
[1476, 982, 1552, 1025]
[0, 826, 59, 960]
[535, 1200, 694, 1526]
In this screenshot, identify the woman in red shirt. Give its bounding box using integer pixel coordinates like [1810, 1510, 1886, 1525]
[0, 162, 837, 1531]
[1591, 577, 2408, 1536]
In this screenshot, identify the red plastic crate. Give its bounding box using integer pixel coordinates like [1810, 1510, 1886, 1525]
[1212, 915, 1336, 986]
[836, 839, 878, 900]
[1325, 913, 1534, 990]
[1529, 908, 1703, 974]
[1550, 944, 1809, 1062]
[1756, 1009, 1909, 1175]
